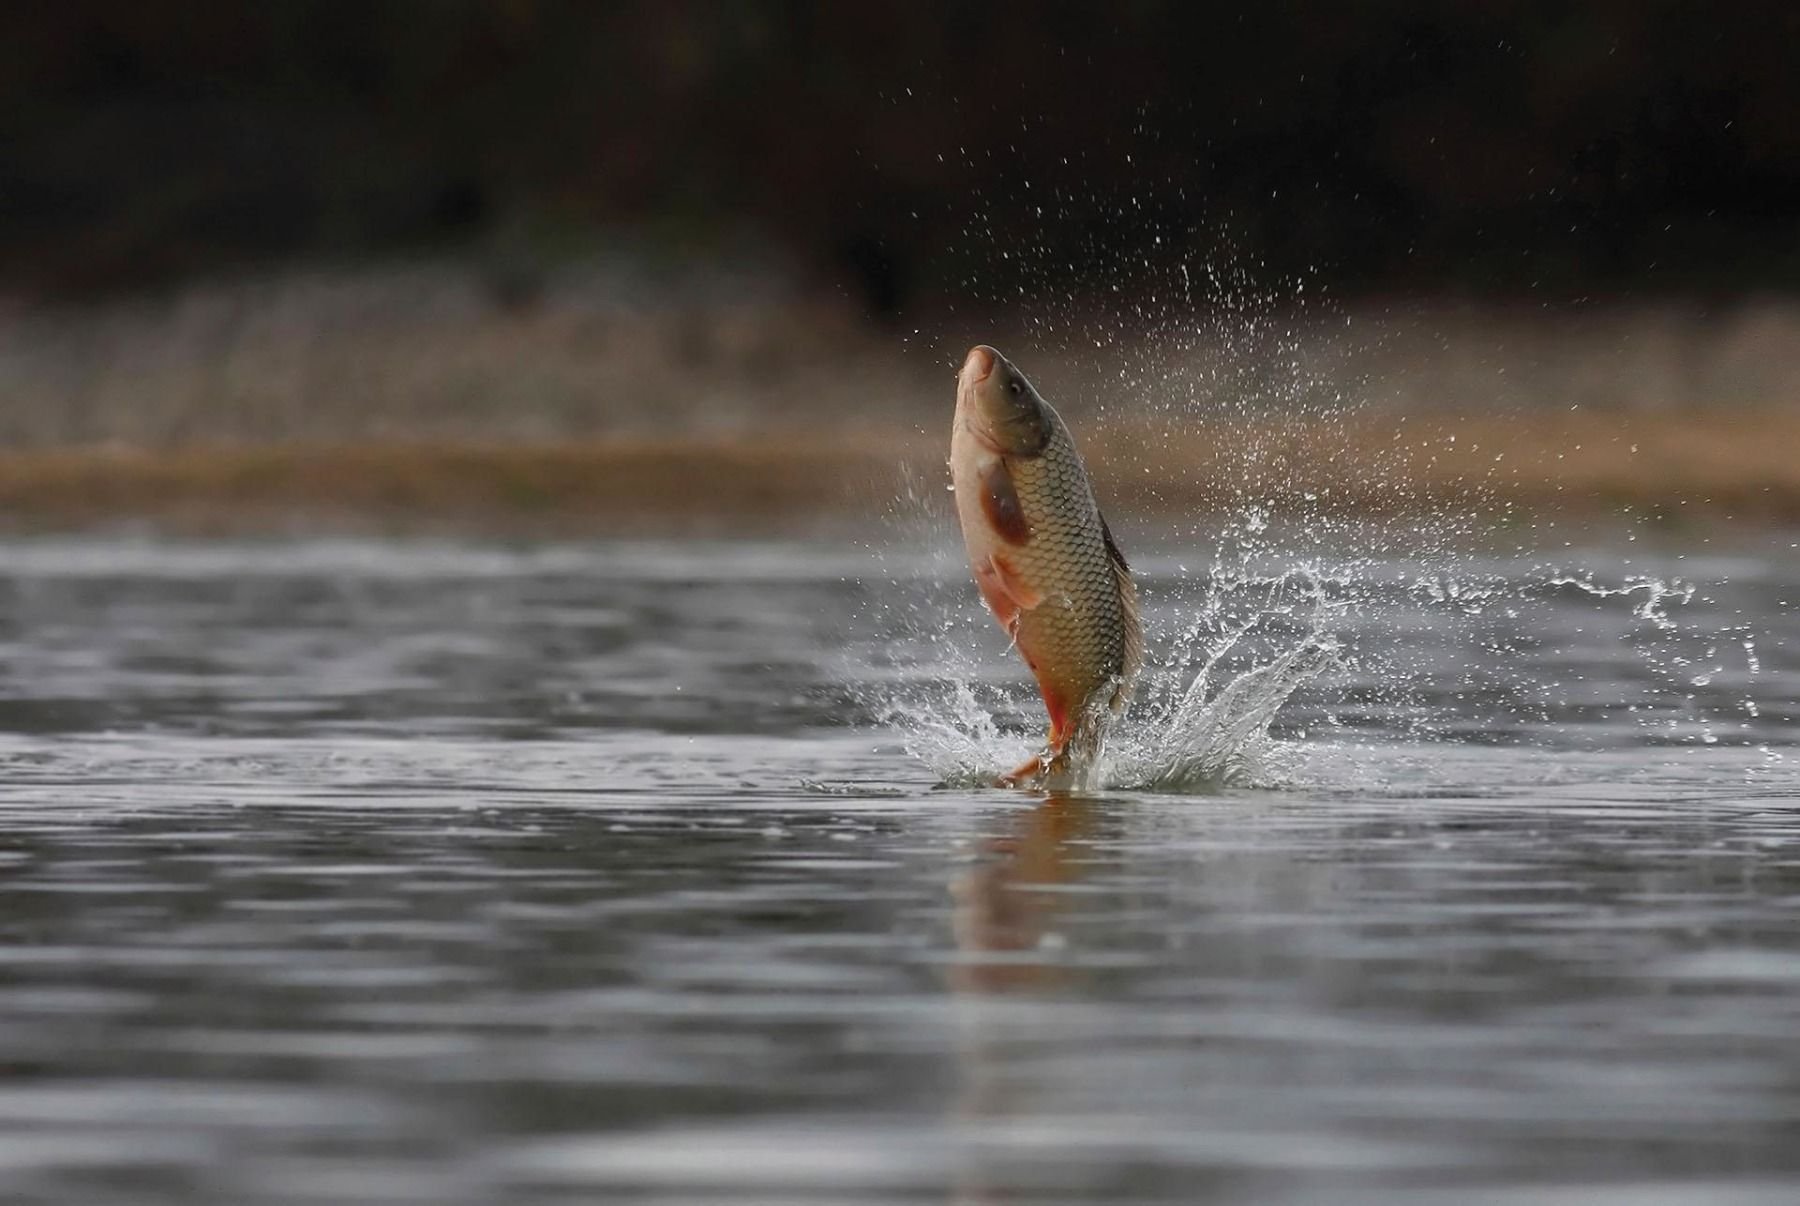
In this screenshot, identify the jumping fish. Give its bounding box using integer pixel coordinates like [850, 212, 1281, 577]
[950, 345, 1141, 786]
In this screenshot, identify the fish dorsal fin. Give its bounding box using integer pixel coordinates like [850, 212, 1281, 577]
[1100, 513, 1143, 695]
[1099, 513, 1129, 572]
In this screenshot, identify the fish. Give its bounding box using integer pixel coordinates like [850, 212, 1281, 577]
[950, 344, 1141, 787]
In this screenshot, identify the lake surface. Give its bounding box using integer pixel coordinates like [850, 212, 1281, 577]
[0, 535, 1795, 1205]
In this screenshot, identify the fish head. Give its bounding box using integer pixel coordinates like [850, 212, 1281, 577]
[957, 345, 1051, 456]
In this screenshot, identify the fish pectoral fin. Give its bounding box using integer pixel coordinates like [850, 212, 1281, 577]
[979, 459, 1032, 545]
[973, 559, 1018, 627]
[987, 553, 1044, 611]
[973, 552, 1042, 625]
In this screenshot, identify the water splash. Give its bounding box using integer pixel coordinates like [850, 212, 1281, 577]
[853, 499, 1774, 791]
[1108, 565, 1343, 789]
[859, 517, 1350, 792]
[864, 192, 1778, 790]
[1545, 573, 1696, 630]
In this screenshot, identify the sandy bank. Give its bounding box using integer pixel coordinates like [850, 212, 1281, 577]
[0, 404, 1794, 535]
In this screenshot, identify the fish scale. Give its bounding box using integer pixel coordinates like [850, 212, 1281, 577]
[1010, 421, 1126, 680]
[949, 344, 1141, 785]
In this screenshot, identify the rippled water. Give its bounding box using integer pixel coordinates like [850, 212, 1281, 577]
[0, 535, 1796, 1205]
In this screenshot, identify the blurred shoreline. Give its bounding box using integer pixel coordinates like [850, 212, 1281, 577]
[0, 410, 1796, 538]
[2, 259, 1798, 535]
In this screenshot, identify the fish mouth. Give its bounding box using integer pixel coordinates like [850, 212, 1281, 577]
[961, 345, 997, 384]
[955, 345, 1012, 454]
[956, 343, 1049, 457]
[955, 389, 1010, 457]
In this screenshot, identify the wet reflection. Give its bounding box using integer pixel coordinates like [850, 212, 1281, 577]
[949, 793, 1102, 1205]
[949, 793, 1097, 994]
[0, 538, 1791, 1203]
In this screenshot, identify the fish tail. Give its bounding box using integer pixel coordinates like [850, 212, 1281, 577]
[1046, 686, 1127, 786]
[996, 707, 1111, 790]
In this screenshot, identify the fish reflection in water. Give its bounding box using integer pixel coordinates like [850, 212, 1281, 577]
[950, 795, 1098, 995]
[0, 537, 1791, 1204]
[948, 794, 1100, 1204]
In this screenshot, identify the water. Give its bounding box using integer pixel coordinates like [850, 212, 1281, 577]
[0, 535, 1796, 1205]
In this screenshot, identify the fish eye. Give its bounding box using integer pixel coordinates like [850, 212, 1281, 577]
[1007, 379, 1023, 397]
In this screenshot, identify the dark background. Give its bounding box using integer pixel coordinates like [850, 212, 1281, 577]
[6, 1, 1800, 311]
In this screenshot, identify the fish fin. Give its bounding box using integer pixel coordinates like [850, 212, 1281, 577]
[972, 558, 1019, 628]
[1099, 513, 1130, 572]
[973, 553, 1043, 628]
[1039, 683, 1073, 750]
[989, 553, 1044, 610]
[1100, 512, 1142, 708]
[979, 459, 1032, 545]
[996, 755, 1042, 788]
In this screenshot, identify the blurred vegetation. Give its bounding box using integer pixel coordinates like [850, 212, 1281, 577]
[5, 1, 1799, 534]
[5, 2, 1800, 307]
